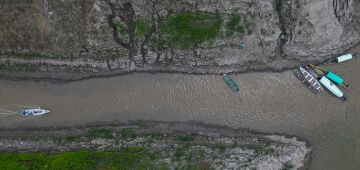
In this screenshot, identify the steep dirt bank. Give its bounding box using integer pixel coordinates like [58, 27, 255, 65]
[0, 0, 359, 80]
[0, 121, 312, 169]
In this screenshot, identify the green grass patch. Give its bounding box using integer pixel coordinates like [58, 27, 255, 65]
[150, 132, 165, 139]
[226, 15, 252, 35]
[226, 15, 241, 31]
[86, 128, 113, 139]
[0, 147, 168, 170]
[119, 128, 136, 139]
[112, 20, 128, 36]
[174, 144, 190, 160]
[22, 53, 37, 60]
[149, 34, 169, 51]
[175, 135, 195, 142]
[161, 12, 222, 49]
[136, 18, 152, 37]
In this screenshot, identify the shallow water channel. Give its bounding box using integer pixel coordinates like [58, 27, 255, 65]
[1, 49, 360, 169]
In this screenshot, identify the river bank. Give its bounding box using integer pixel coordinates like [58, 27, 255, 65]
[0, 42, 358, 83]
[0, 62, 306, 83]
[0, 121, 311, 169]
[1, 0, 359, 83]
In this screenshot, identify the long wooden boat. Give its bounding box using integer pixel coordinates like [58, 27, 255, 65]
[299, 67, 324, 93]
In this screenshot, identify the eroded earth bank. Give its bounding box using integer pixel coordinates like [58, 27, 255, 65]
[0, 0, 360, 80]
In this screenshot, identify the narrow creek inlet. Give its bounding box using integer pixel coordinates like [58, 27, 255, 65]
[1, 48, 360, 169]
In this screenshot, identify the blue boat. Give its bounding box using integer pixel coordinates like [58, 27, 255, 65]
[223, 74, 239, 92]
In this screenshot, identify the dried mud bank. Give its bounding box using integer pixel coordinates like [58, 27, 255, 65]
[0, 0, 360, 81]
[0, 121, 311, 170]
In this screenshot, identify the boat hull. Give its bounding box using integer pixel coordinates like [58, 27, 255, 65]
[21, 108, 50, 116]
[319, 76, 346, 101]
[299, 67, 323, 93]
[223, 74, 239, 92]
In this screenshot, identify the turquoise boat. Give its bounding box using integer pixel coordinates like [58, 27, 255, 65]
[325, 71, 344, 85]
[223, 74, 239, 92]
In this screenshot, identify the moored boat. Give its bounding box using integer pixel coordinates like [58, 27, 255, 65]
[329, 53, 357, 63]
[318, 76, 347, 101]
[299, 67, 323, 93]
[309, 64, 349, 88]
[223, 74, 239, 92]
[20, 107, 50, 116]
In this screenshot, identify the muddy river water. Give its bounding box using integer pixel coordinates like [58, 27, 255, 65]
[1, 47, 360, 169]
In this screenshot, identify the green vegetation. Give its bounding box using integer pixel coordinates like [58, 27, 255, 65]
[175, 135, 195, 142]
[22, 53, 37, 60]
[0, 127, 304, 170]
[136, 18, 152, 37]
[86, 128, 113, 139]
[226, 15, 253, 36]
[226, 15, 241, 32]
[173, 143, 191, 161]
[118, 128, 136, 139]
[161, 12, 222, 49]
[112, 20, 128, 36]
[0, 147, 169, 170]
[150, 132, 165, 139]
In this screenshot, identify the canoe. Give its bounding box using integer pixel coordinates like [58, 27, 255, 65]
[299, 67, 323, 93]
[223, 74, 239, 92]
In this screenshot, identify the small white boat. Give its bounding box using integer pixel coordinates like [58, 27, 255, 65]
[319, 76, 347, 101]
[329, 53, 357, 63]
[299, 67, 323, 93]
[20, 107, 50, 116]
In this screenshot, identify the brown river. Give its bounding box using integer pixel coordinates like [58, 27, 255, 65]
[0, 47, 360, 169]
